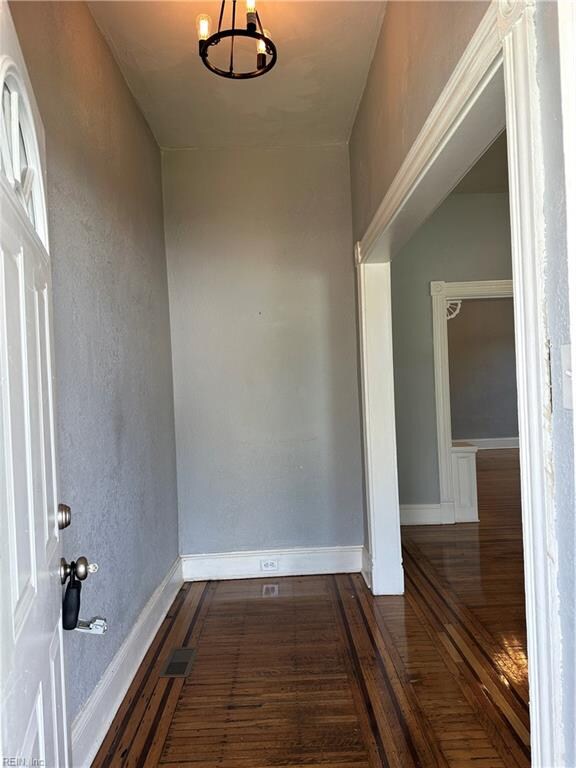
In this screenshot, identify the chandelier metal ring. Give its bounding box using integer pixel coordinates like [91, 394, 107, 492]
[200, 29, 277, 80]
[197, 0, 277, 80]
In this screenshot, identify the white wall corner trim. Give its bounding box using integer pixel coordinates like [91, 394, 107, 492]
[71, 557, 183, 768]
[355, 257, 404, 596]
[181, 546, 363, 582]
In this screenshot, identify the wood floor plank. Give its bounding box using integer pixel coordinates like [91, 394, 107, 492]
[348, 574, 450, 768]
[404, 576, 529, 768]
[124, 582, 217, 768]
[95, 449, 529, 768]
[160, 576, 374, 767]
[92, 581, 209, 768]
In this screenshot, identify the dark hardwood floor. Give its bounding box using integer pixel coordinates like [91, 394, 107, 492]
[94, 449, 528, 767]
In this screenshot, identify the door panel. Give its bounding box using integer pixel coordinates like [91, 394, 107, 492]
[1, 191, 69, 768]
[1, 2, 70, 764]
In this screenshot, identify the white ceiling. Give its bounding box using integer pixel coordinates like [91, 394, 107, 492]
[88, 1, 386, 149]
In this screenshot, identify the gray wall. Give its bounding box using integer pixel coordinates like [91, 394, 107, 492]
[349, 0, 488, 240]
[11, 2, 179, 720]
[534, 4, 575, 762]
[391, 193, 512, 505]
[162, 145, 364, 554]
[448, 298, 518, 439]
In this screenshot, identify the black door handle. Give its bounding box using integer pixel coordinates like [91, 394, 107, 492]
[62, 569, 82, 630]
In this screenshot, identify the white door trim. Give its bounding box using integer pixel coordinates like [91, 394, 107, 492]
[430, 279, 513, 522]
[355, 250, 404, 594]
[355, 1, 563, 764]
[557, 9, 576, 761]
[558, 0, 576, 431]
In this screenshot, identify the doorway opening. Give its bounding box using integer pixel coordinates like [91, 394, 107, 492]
[391, 134, 530, 759]
[355, 7, 562, 761]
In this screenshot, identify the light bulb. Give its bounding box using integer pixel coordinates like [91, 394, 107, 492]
[257, 29, 270, 55]
[246, 0, 257, 32]
[196, 14, 212, 41]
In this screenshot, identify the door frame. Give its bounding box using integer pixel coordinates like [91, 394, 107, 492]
[430, 279, 514, 522]
[356, 1, 562, 764]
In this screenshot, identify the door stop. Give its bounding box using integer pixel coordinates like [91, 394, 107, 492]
[75, 617, 108, 635]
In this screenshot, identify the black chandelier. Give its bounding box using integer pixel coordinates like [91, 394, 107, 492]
[197, 0, 277, 80]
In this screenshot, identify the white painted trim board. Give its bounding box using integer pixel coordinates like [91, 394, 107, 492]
[458, 437, 519, 449]
[355, 255, 404, 596]
[400, 504, 453, 526]
[181, 545, 363, 581]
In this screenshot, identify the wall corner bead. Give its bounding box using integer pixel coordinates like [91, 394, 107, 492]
[354, 242, 363, 266]
[497, 0, 534, 40]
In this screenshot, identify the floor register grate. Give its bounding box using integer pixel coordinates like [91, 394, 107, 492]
[160, 647, 196, 678]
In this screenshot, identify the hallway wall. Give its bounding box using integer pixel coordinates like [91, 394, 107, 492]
[349, 0, 489, 240]
[448, 297, 518, 441]
[10, 1, 179, 721]
[163, 145, 364, 555]
[391, 193, 512, 506]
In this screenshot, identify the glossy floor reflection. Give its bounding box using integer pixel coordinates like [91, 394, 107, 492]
[95, 449, 528, 767]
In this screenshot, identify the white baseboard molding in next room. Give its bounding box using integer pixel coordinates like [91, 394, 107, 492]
[400, 503, 454, 526]
[71, 557, 183, 768]
[181, 545, 363, 581]
[457, 437, 519, 449]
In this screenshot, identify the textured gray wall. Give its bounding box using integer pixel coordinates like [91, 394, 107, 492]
[391, 193, 512, 505]
[448, 298, 518, 439]
[163, 146, 364, 554]
[11, 2, 179, 720]
[535, 3, 575, 762]
[349, 0, 488, 240]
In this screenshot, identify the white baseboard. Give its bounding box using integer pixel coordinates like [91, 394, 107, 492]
[400, 503, 454, 525]
[181, 545, 363, 581]
[457, 437, 519, 449]
[71, 557, 183, 768]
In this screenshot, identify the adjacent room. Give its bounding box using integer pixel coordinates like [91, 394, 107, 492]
[391, 134, 529, 762]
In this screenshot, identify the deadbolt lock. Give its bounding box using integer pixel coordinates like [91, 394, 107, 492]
[60, 556, 99, 585]
[57, 503, 72, 530]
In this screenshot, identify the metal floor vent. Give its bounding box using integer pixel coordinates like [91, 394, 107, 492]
[160, 647, 196, 678]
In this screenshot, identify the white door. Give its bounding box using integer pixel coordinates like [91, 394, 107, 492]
[0, 3, 70, 767]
